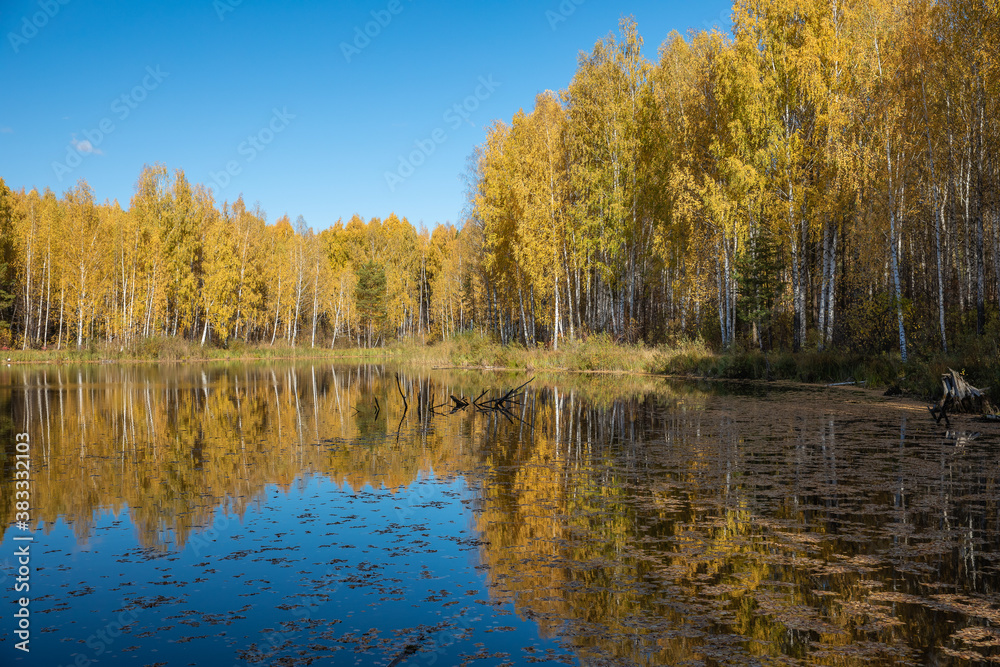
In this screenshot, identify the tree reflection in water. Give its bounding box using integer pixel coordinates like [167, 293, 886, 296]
[1, 364, 997, 665]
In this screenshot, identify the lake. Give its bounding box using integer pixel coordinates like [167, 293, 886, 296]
[1, 363, 998, 666]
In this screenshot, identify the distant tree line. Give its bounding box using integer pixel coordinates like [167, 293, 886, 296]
[0, 166, 470, 349]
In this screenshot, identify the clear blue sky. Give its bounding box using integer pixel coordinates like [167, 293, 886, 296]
[1, 0, 732, 231]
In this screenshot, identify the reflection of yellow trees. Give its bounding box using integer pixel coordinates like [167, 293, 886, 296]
[3, 368, 997, 663]
[0, 366, 691, 551]
[0, 364, 509, 548]
[477, 392, 695, 664]
[473, 391, 1000, 665]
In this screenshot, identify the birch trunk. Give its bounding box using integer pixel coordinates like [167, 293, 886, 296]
[270, 275, 281, 345]
[57, 287, 65, 350]
[887, 139, 908, 363]
[818, 222, 830, 350]
[310, 261, 319, 348]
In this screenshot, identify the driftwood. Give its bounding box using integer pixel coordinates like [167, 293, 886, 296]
[929, 368, 995, 427]
[390, 378, 532, 425]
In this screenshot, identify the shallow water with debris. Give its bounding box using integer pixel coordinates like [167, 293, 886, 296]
[1, 364, 998, 665]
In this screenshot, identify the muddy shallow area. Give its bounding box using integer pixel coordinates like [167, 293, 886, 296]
[1, 364, 998, 665]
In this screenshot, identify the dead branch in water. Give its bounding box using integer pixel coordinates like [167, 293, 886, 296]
[477, 378, 533, 412]
[357, 378, 535, 435]
[395, 372, 408, 415]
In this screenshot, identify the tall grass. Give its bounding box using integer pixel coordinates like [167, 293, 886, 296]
[411, 332, 663, 373]
[2, 338, 407, 364]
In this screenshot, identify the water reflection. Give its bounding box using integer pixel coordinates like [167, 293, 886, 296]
[1, 364, 998, 665]
[477, 389, 1000, 665]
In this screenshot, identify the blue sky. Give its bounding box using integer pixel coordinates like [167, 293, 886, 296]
[1, 0, 732, 231]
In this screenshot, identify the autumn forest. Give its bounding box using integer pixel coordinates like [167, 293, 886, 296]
[2, 0, 998, 359]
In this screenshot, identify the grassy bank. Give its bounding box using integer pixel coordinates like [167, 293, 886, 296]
[0, 337, 403, 364]
[412, 332, 999, 402]
[657, 341, 1000, 401]
[408, 332, 663, 374]
[5, 331, 997, 402]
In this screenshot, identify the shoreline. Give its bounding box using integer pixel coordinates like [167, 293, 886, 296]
[6, 349, 999, 428]
[3, 336, 998, 406]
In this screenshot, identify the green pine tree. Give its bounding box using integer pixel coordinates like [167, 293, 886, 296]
[355, 260, 386, 347]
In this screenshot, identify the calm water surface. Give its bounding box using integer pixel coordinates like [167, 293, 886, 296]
[1, 363, 998, 666]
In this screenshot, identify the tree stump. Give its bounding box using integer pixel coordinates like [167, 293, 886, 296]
[929, 368, 994, 427]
